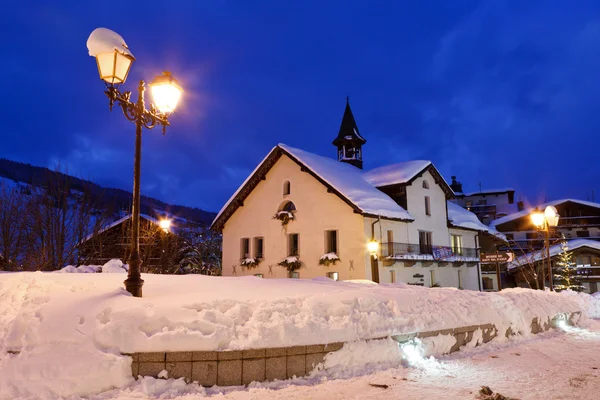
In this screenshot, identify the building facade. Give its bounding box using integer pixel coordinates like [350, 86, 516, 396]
[212, 101, 504, 289]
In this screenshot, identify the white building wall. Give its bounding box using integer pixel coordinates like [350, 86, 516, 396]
[222, 155, 368, 280]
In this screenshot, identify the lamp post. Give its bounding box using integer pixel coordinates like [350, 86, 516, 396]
[87, 28, 183, 297]
[530, 205, 560, 291]
[367, 217, 381, 283]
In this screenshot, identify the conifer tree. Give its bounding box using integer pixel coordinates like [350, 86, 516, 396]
[553, 236, 583, 292]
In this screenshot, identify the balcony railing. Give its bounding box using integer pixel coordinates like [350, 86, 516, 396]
[381, 242, 479, 261]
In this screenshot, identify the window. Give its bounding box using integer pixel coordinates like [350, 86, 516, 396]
[288, 233, 299, 256]
[577, 230, 590, 238]
[482, 277, 494, 290]
[525, 232, 539, 240]
[451, 235, 463, 255]
[283, 181, 291, 195]
[465, 200, 473, 208]
[429, 270, 436, 287]
[505, 233, 514, 241]
[282, 201, 296, 212]
[289, 271, 300, 279]
[578, 256, 592, 266]
[422, 180, 429, 189]
[390, 270, 396, 283]
[254, 273, 263, 278]
[457, 270, 463, 289]
[478, 199, 487, 205]
[419, 231, 433, 254]
[325, 230, 338, 254]
[240, 238, 250, 259]
[254, 237, 264, 259]
[424, 196, 431, 216]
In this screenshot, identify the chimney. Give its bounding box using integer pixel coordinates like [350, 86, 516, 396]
[517, 200, 524, 211]
[450, 176, 463, 193]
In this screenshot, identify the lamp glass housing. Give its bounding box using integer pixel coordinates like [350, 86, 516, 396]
[367, 240, 380, 255]
[150, 72, 183, 114]
[96, 50, 135, 85]
[159, 219, 171, 231]
[530, 207, 545, 228]
[544, 205, 559, 227]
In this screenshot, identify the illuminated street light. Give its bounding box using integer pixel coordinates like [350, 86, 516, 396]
[87, 27, 183, 297]
[530, 205, 560, 291]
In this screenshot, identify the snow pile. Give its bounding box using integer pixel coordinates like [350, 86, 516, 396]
[56, 259, 127, 274]
[0, 266, 599, 398]
[86, 27, 134, 57]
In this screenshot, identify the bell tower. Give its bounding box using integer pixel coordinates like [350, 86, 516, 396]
[332, 97, 366, 169]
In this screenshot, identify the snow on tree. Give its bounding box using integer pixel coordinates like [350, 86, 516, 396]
[553, 236, 584, 292]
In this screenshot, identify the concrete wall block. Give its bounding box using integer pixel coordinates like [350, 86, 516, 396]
[266, 356, 287, 381]
[218, 351, 243, 361]
[265, 347, 287, 357]
[192, 351, 218, 361]
[167, 362, 192, 381]
[192, 361, 217, 387]
[217, 360, 242, 386]
[287, 355, 306, 378]
[306, 344, 325, 354]
[166, 352, 193, 362]
[306, 352, 325, 372]
[131, 361, 139, 377]
[242, 349, 266, 359]
[286, 346, 306, 356]
[450, 332, 466, 353]
[453, 325, 480, 334]
[138, 362, 165, 377]
[138, 352, 165, 362]
[242, 358, 266, 385]
[324, 342, 344, 352]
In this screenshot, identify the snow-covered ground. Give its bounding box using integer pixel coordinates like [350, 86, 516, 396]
[0, 264, 598, 399]
[91, 320, 600, 400]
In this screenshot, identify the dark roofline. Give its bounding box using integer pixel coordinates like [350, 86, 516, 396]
[456, 189, 515, 198]
[373, 164, 455, 200]
[211, 146, 414, 231]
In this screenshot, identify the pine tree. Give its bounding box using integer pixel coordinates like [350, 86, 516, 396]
[553, 237, 584, 292]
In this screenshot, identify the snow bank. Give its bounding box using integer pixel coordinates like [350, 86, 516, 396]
[0, 264, 599, 398]
[86, 27, 134, 57]
[56, 259, 127, 274]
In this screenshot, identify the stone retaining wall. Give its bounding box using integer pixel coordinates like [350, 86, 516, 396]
[126, 312, 581, 386]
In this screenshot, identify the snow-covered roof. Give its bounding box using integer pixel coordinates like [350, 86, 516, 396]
[279, 144, 413, 220]
[447, 201, 507, 241]
[490, 199, 600, 228]
[80, 213, 160, 244]
[509, 239, 600, 270]
[363, 160, 432, 187]
[460, 188, 515, 197]
[212, 144, 413, 229]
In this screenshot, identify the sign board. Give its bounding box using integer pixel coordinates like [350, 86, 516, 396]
[480, 252, 514, 263]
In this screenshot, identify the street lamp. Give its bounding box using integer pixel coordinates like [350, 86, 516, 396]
[87, 28, 183, 297]
[159, 219, 172, 232]
[530, 205, 560, 291]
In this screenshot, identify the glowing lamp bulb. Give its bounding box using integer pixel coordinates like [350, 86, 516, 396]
[367, 240, 380, 255]
[530, 207, 545, 228]
[150, 71, 183, 114]
[159, 219, 171, 231]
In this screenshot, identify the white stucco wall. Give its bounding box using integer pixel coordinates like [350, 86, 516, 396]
[222, 155, 368, 280]
[405, 171, 450, 246]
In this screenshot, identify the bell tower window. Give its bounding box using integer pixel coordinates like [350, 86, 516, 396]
[332, 98, 366, 169]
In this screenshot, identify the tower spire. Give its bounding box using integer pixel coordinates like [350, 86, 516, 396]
[333, 98, 366, 169]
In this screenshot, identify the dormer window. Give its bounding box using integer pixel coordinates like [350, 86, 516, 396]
[422, 180, 429, 189]
[283, 181, 291, 195]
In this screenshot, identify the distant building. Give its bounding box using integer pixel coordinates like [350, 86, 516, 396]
[451, 177, 520, 225]
[508, 239, 600, 293]
[212, 100, 505, 289]
[78, 214, 182, 273]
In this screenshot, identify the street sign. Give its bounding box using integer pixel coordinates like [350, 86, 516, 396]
[480, 252, 514, 263]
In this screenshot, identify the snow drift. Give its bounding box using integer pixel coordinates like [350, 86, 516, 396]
[0, 262, 598, 398]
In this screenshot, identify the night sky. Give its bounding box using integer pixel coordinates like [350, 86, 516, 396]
[3, 1, 600, 213]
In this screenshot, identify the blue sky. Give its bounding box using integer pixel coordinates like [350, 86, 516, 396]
[3, 0, 600, 212]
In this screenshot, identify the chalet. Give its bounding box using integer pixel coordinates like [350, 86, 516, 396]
[211, 100, 505, 289]
[78, 214, 181, 273]
[490, 199, 600, 253]
[508, 239, 600, 293]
